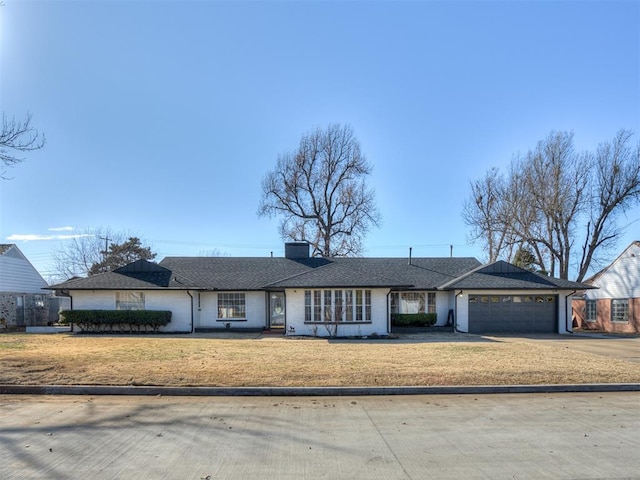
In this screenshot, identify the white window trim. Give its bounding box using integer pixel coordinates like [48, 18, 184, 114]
[391, 291, 436, 315]
[116, 291, 145, 311]
[217, 292, 247, 321]
[304, 289, 372, 323]
[585, 299, 597, 322]
[611, 299, 629, 323]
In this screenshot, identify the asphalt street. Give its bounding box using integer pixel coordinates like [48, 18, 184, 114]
[1, 392, 639, 480]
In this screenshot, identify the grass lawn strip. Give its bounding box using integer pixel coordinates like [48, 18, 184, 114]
[1, 334, 638, 387]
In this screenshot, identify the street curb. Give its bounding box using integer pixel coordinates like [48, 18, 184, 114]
[1, 383, 639, 396]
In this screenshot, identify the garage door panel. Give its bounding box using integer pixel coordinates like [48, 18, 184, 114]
[468, 294, 557, 334]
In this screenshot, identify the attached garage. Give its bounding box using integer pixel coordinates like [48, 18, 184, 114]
[467, 294, 558, 334]
[440, 261, 591, 335]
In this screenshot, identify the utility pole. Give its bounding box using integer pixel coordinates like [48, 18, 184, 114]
[99, 236, 111, 272]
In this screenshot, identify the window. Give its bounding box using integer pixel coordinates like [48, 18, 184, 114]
[585, 300, 597, 322]
[334, 290, 343, 322]
[34, 294, 46, 308]
[314, 291, 322, 321]
[304, 289, 371, 323]
[611, 299, 629, 323]
[356, 290, 363, 321]
[324, 290, 332, 322]
[116, 292, 145, 310]
[217, 293, 245, 319]
[345, 290, 353, 321]
[390, 292, 436, 314]
[304, 291, 312, 322]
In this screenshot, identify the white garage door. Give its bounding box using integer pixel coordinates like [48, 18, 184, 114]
[468, 294, 557, 334]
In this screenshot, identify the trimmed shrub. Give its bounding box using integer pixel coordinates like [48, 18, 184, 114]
[391, 313, 437, 327]
[60, 310, 172, 333]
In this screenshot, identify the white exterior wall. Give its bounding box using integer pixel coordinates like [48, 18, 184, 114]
[196, 291, 267, 329]
[0, 246, 48, 293]
[452, 289, 574, 334]
[434, 291, 452, 326]
[69, 289, 193, 332]
[285, 288, 390, 337]
[586, 243, 640, 299]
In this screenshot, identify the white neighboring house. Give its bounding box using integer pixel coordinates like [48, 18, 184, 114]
[49, 243, 590, 337]
[572, 241, 639, 333]
[0, 244, 50, 326]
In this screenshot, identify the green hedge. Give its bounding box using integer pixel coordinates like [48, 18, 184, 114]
[59, 310, 172, 333]
[391, 313, 437, 326]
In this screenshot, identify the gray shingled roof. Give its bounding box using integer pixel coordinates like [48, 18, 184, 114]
[50, 260, 184, 290]
[439, 261, 593, 290]
[49, 256, 483, 291]
[0, 244, 14, 255]
[159, 257, 329, 290]
[266, 257, 482, 289]
[48, 256, 589, 292]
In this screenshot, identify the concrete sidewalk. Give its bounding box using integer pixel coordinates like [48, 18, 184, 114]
[1, 392, 639, 479]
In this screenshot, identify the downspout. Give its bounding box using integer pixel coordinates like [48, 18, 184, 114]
[69, 292, 74, 333]
[386, 290, 392, 334]
[186, 290, 194, 333]
[564, 290, 576, 334]
[454, 290, 463, 333]
[283, 291, 287, 334]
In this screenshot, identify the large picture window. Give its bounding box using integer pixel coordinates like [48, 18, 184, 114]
[304, 289, 372, 323]
[218, 293, 246, 319]
[390, 292, 436, 314]
[611, 299, 629, 323]
[116, 292, 145, 310]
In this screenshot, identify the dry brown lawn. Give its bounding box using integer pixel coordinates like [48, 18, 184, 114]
[1, 333, 639, 387]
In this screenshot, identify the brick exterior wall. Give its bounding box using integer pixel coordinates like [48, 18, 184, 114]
[572, 297, 639, 333]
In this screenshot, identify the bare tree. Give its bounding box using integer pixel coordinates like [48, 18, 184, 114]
[0, 112, 45, 179]
[462, 168, 515, 262]
[576, 129, 640, 281]
[518, 131, 589, 278]
[51, 228, 138, 279]
[258, 124, 381, 257]
[463, 129, 640, 280]
[198, 248, 228, 257]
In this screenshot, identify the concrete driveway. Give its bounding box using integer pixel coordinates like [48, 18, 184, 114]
[484, 333, 640, 363]
[1, 392, 639, 479]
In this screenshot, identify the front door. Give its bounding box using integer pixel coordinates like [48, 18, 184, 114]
[269, 292, 285, 328]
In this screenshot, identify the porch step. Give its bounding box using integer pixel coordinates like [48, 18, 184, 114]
[261, 329, 285, 335]
[194, 327, 264, 334]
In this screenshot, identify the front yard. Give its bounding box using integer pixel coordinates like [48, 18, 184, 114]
[1, 333, 639, 387]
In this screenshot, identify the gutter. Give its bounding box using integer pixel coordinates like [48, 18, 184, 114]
[386, 290, 391, 334]
[565, 290, 576, 334]
[186, 290, 194, 333]
[454, 290, 464, 333]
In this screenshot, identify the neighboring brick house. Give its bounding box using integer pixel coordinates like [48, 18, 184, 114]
[572, 241, 640, 333]
[0, 244, 50, 327]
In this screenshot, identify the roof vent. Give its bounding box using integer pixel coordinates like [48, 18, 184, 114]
[285, 242, 310, 259]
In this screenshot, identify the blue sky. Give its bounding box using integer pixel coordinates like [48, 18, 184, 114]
[1, 0, 639, 280]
